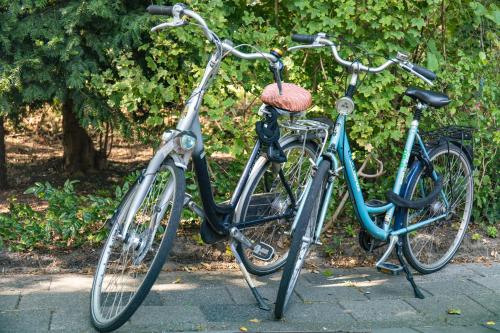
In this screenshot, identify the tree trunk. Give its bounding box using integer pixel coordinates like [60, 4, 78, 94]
[62, 99, 106, 174]
[0, 115, 7, 189]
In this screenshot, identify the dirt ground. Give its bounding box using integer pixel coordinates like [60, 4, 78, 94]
[0, 120, 498, 274]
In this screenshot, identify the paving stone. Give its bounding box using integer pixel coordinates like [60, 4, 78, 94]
[294, 283, 367, 302]
[0, 309, 50, 333]
[226, 285, 301, 305]
[0, 294, 20, 310]
[284, 302, 356, 325]
[198, 304, 272, 323]
[48, 274, 93, 292]
[0, 263, 498, 332]
[419, 278, 492, 296]
[0, 275, 51, 295]
[469, 276, 500, 293]
[128, 305, 206, 332]
[142, 290, 164, 306]
[18, 292, 88, 310]
[416, 325, 494, 333]
[356, 278, 433, 300]
[158, 286, 233, 305]
[371, 328, 420, 333]
[155, 270, 267, 289]
[468, 263, 500, 277]
[412, 264, 478, 282]
[340, 299, 420, 323]
[50, 308, 96, 331]
[302, 268, 374, 285]
[405, 294, 494, 325]
[208, 320, 365, 333]
[467, 294, 500, 315]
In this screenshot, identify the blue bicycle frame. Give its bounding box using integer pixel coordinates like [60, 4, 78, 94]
[294, 112, 448, 243]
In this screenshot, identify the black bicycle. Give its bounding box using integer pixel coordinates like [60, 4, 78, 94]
[90, 5, 330, 332]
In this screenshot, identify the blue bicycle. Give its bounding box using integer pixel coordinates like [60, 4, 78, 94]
[274, 33, 474, 318]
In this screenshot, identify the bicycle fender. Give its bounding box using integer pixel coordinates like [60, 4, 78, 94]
[393, 158, 424, 231]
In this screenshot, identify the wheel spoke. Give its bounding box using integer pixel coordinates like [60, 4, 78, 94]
[405, 146, 472, 270]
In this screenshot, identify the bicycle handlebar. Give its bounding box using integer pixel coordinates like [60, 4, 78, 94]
[146, 5, 174, 16]
[147, 3, 279, 63]
[289, 33, 436, 85]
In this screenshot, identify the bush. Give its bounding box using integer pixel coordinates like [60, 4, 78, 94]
[0, 178, 134, 251]
[94, 0, 499, 226]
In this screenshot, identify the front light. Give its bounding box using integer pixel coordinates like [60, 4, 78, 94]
[180, 134, 196, 150]
[335, 96, 355, 115]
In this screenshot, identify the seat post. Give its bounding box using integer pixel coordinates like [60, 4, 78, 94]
[413, 102, 428, 122]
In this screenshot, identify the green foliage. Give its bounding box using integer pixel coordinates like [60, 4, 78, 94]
[0, 179, 132, 251]
[471, 233, 482, 241]
[92, 0, 498, 225]
[344, 224, 357, 238]
[486, 226, 497, 238]
[0, 0, 150, 127]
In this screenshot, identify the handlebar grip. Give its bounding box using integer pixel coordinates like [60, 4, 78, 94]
[291, 33, 317, 44]
[147, 5, 174, 16]
[412, 64, 437, 81]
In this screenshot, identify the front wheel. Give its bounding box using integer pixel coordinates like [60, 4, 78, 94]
[402, 143, 474, 274]
[275, 159, 330, 319]
[90, 159, 185, 332]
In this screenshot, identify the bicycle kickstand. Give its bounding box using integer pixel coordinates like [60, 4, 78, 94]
[395, 241, 425, 299]
[229, 239, 271, 311]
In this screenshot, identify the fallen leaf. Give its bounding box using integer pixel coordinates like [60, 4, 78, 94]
[240, 326, 248, 332]
[486, 321, 496, 326]
[249, 318, 260, 323]
[173, 277, 181, 284]
[447, 308, 461, 315]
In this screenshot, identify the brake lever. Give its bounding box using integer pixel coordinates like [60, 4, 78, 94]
[395, 52, 434, 86]
[151, 19, 187, 32]
[399, 63, 434, 86]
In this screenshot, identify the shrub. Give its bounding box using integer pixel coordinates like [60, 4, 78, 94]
[0, 178, 134, 251]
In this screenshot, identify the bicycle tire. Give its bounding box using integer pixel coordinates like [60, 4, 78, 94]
[402, 143, 473, 274]
[90, 159, 185, 332]
[274, 159, 331, 319]
[235, 140, 320, 276]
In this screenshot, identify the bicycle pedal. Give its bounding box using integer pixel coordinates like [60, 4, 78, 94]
[376, 262, 403, 275]
[252, 242, 275, 261]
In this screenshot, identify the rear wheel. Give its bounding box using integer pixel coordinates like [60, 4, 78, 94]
[402, 143, 473, 274]
[90, 159, 185, 332]
[235, 140, 319, 276]
[274, 159, 330, 319]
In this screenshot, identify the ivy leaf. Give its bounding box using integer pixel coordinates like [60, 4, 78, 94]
[426, 52, 439, 71]
[411, 17, 425, 29]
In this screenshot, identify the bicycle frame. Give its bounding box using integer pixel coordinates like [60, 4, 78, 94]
[295, 110, 448, 243]
[120, 48, 303, 238]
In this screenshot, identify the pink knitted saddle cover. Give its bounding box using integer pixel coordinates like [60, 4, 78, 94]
[260, 83, 312, 112]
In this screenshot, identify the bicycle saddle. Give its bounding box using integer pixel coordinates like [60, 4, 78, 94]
[261, 83, 312, 112]
[405, 87, 451, 108]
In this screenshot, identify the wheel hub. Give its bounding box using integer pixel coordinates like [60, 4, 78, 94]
[430, 200, 446, 215]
